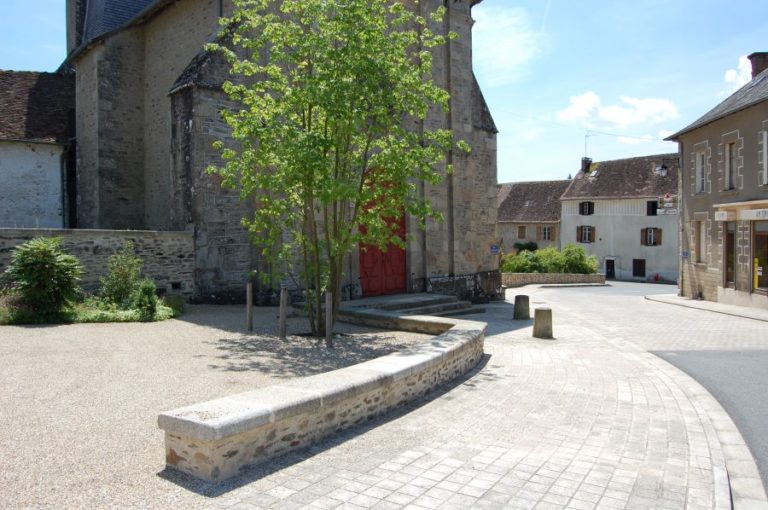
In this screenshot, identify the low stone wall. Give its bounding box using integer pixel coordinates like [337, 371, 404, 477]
[157, 315, 486, 482]
[502, 272, 605, 288]
[0, 228, 195, 297]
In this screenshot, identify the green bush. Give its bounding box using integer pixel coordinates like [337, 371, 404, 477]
[99, 242, 143, 309]
[501, 250, 542, 273]
[3, 237, 84, 317]
[512, 241, 538, 253]
[561, 244, 598, 274]
[501, 244, 597, 275]
[162, 294, 186, 317]
[133, 279, 158, 322]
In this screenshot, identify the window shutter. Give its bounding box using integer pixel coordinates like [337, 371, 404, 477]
[589, 202, 594, 215]
[536, 226, 542, 240]
[641, 228, 647, 246]
[589, 227, 596, 243]
[657, 229, 662, 246]
[577, 226, 583, 242]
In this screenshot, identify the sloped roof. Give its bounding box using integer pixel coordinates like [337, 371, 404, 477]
[81, 0, 157, 46]
[561, 153, 678, 200]
[498, 180, 572, 222]
[667, 67, 768, 140]
[472, 73, 498, 134]
[0, 71, 75, 144]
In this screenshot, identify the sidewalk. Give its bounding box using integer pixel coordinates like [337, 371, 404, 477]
[645, 294, 768, 323]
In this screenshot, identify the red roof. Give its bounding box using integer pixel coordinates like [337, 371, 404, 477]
[0, 71, 75, 144]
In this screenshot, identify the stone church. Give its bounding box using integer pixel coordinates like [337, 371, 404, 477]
[63, 0, 499, 302]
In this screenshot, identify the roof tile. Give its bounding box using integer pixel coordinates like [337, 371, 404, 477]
[0, 71, 75, 143]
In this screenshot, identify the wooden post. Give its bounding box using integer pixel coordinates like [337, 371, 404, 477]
[279, 287, 288, 340]
[246, 281, 253, 332]
[325, 292, 333, 348]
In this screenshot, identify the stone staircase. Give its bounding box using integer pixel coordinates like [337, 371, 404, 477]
[339, 293, 484, 318]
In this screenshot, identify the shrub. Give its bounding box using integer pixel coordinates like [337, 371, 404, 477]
[3, 237, 84, 317]
[163, 294, 186, 317]
[132, 279, 158, 322]
[99, 242, 143, 309]
[512, 241, 538, 253]
[561, 244, 598, 274]
[501, 250, 542, 273]
[501, 244, 598, 275]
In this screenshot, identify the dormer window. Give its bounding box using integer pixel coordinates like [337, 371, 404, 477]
[579, 201, 595, 215]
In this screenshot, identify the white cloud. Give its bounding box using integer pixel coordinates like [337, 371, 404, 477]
[724, 55, 752, 92]
[557, 92, 679, 129]
[472, 5, 545, 88]
[658, 129, 673, 139]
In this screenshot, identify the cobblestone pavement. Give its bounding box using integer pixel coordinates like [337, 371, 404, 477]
[191, 283, 767, 510]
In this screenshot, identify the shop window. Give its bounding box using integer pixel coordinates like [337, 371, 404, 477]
[725, 222, 736, 287]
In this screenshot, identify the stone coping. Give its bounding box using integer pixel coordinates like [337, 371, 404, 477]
[0, 227, 191, 238]
[157, 312, 486, 481]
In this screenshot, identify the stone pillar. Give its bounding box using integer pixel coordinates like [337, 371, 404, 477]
[533, 306, 553, 339]
[513, 295, 530, 320]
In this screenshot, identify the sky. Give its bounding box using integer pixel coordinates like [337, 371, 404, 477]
[1, 0, 767, 183]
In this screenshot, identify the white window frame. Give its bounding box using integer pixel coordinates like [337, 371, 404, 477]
[581, 226, 593, 243]
[646, 228, 658, 246]
[542, 226, 552, 241]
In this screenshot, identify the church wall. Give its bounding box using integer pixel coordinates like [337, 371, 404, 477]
[142, 0, 223, 230]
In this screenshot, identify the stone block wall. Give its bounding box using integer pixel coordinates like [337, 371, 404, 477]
[0, 229, 195, 297]
[159, 315, 486, 482]
[502, 272, 606, 287]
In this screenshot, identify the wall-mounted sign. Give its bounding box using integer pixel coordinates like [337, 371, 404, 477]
[659, 193, 678, 209]
[490, 244, 500, 255]
[682, 250, 689, 259]
[657, 208, 678, 215]
[715, 211, 737, 221]
[740, 209, 768, 221]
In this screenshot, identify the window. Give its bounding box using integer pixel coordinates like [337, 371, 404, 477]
[646, 200, 658, 216]
[577, 226, 595, 243]
[633, 259, 646, 278]
[542, 226, 552, 241]
[641, 228, 663, 246]
[762, 131, 768, 186]
[517, 226, 526, 239]
[695, 151, 706, 193]
[724, 141, 736, 190]
[696, 221, 707, 264]
[579, 201, 595, 215]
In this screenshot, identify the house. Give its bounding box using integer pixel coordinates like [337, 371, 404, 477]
[666, 52, 768, 309]
[560, 155, 680, 282]
[0, 71, 75, 228]
[62, 0, 499, 302]
[497, 180, 571, 253]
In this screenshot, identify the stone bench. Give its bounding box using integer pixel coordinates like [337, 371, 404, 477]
[157, 316, 486, 482]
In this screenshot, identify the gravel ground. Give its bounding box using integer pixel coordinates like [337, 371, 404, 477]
[0, 305, 431, 509]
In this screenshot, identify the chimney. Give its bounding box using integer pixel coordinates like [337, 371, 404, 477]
[748, 52, 768, 78]
[581, 157, 592, 174]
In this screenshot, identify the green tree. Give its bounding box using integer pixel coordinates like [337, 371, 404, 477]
[208, 0, 466, 344]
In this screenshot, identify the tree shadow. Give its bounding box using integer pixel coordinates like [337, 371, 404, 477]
[157, 353, 498, 497]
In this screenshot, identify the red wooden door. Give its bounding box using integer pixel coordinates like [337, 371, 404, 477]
[359, 216, 406, 297]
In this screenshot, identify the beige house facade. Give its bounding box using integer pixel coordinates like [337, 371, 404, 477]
[497, 180, 571, 253]
[667, 52, 768, 309]
[64, 0, 499, 302]
[560, 155, 680, 282]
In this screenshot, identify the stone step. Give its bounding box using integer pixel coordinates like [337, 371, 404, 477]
[432, 306, 486, 317]
[359, 294, 460, 311]
[396, 300, 475, 316]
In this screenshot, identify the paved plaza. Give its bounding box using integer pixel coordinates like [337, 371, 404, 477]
[1, 283, 767, 509]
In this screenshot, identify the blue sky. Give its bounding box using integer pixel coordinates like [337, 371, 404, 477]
[1, 0, 767, 183]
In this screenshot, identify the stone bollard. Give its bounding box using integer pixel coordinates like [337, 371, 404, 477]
[533, 306, 553, 339]
[513, 295, 530, 320]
